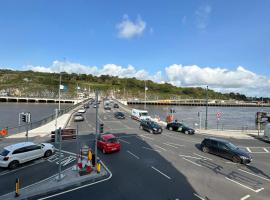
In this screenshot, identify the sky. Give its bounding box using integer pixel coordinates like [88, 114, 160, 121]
[0, 0, 270, 97]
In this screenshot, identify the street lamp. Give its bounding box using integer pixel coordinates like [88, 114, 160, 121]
[144, 80, 148, 110]
[205, 85, 208, 130]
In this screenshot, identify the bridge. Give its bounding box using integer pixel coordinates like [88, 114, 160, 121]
[0, 96, 77, 104]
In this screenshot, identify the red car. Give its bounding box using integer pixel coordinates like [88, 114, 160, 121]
[97, 134, 121, 154]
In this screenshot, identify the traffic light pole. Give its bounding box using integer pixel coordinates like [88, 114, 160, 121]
[95, 90, 98, 167]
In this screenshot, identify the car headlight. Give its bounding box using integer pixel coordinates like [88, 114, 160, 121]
[240, 156, 249, 160]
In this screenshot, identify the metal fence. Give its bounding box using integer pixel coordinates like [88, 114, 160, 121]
[0, 99, 88, 137]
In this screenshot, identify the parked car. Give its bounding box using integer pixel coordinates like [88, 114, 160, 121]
[166, 122, 195, 135]
[97, 134, 121, 154]
[0, 142, 55, 169]
[113, 103, 119, 108]
[78, 108, 86, 113]
[140, 120, 162, 134]
[114, 112, 125, 119]
[74, 113, 84, 122]
[104, 105, 111, 110]
[200, 137, 252, 164]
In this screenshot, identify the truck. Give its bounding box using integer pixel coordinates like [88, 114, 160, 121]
[131, 109, 150, 121]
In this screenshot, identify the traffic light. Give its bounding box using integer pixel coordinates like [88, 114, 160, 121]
[99, 123, 104, 134]
[21, 114, 27, 123]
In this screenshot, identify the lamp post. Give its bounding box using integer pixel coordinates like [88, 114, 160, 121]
[144, 80, 147, 110]
[58, 72, 62, 111]
[205, 85, 208, 130]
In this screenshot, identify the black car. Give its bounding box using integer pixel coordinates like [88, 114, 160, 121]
[113, 103, 119, 108]
[114, 112, 125, 119]
[201, 137, 252, 164]
[83, 104, 89, 109]
[104, 105, 111, 110]
[166, 122, 195, 135]
[140, 120, 162, 134]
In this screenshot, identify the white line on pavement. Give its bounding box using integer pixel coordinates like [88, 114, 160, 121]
[127, 151, 140, 159]
[193, 193, 206, 200]
[240, 194, 250, 200]
[142, 146, 161, 153]
[263, 148, 269, 152]
[246, 147, 251, 152]
[139, 135, 154, 140]
[225, 177, 264, 193]
[238, 169, 270, 182]
[193, 153, 212, 160]
[151, 166, 171, 180]
[162, 134, 198, 143]
[165, 142, 185, 147]
[179, 155, 202, 160]
[154, 145, 167, 151]
[119, 139, 130, 144]
[163, 143, 178, 148]
[182, 157, 202, 167]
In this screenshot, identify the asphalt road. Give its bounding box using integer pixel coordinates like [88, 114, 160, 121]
[1, 102, 270, 200]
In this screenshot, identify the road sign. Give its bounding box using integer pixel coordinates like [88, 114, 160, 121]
[216, 112, 222, 120]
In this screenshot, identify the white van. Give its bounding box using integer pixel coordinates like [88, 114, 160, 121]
[263, 123, 270, 141]
[131, 109, 150, 121]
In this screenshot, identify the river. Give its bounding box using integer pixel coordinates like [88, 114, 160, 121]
[129, 105, 270, 130]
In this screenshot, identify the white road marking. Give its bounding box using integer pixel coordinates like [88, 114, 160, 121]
[119, 139, 130, 144]
[56, 156, 76, 167]
[225, 177, 264, 193]
[179, 155, 202, 160]
[194, 193, 205, 200]
[246, 147, 251, 153]
[139, 135, 154, 140]
[127, 151, 140, 159]
[263, 148, 269, 152]
[240, 194, 250, 200]
[238, 169, 270, 182]
[142, 146, 161, 153]
[163, 134, 198, 143]
[154, 145, 167, 151]
[193, 153, 212, 161]
[151, 166, 171, 180]
[166, 142, 185, 147]
[182, 157, 202, 167]
[163, 143, 178, 148]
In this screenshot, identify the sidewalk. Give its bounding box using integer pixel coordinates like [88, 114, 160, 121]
[0, 161, 111, 200]
[196, 129, 262, 139]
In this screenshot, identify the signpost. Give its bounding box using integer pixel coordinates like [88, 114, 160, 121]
[216, 112, 222, 130]
[19, 112, 31, 141]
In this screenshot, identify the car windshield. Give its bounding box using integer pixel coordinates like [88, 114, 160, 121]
[226, 142, 238, 150]
[150, 122, 159, 128]
[140, 112, 148, 116]
[107, 138, 118, 143]
[117, 112, 124, 116]
[0, 149, 10, 156]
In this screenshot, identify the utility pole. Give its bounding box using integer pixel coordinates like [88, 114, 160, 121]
[58, 73, 62, 111]
[57, 127, 64, 181]
[95, 90, 99, 167]
[144, 80, 147, 110]
[205, 86, 208, 130]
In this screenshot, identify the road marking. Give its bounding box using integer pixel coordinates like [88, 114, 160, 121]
[238, 169, 270, 182]
[194, 193, 205, 200]
[225, 177, 264, 193]
[47, 153, 64, 162]
[56, 155, 76, 167]
[151, 166, 171, 180]
[246, 147, 251, 152]
[166, 142, 185, 147]
[142, 146, 161, 153]
[139, 135, 154, 140]
[38, 160, 112, 200]
[182, 157, 202, 167]
[163, 143, 178, 148]
[163, 134, 198, 143]
[240, 194, 250, 200]
[119, 139, 130, 144]
[263, 148, 269, 152]
[127, 151, 140, 159]
[154, 145, 167, 151]
[193, 153, 212, 160]
[179, 155, 202, 160]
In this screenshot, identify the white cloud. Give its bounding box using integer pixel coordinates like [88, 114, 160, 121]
[116, 15, 146, 39]
[20, 60, 270, 97]
[195, 5, 212, 30]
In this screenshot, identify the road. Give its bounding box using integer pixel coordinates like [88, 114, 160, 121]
[1, 102, 270, 200]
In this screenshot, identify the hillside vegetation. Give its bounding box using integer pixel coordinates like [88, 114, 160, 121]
[0, 69, 250, 100]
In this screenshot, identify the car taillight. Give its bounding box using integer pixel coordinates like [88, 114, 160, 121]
[3, 157, 9, 161]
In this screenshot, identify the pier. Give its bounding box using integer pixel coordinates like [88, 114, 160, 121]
[0, 96, 76, 103]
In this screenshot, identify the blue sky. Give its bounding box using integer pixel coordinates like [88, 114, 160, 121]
[0, 0, 270, 96]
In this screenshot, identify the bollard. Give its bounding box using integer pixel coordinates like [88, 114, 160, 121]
[15, 178, 20, 197]
[88, 149, 92, 161]
[96, 159, 101, 173]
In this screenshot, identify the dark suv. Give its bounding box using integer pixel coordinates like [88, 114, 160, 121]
[140, 120, 162, 134]
[166, 122, 195, 135]
[201, 138, 252, 164]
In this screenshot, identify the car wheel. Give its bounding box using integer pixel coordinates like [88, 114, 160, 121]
[44, 150, 53, 158]
[140, 125, 143, 130]
[102, 149, 106, 154]
[8, 160, 19, 170]
[149, 130, 153, 134]
[202, 146, 209, 153]
[185, 131, 189, 134]
[169, 127, 173, 131]
[232, 156, 241, 163]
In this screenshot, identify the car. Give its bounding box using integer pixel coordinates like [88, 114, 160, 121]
[104, 105, 111, 110]
[114, 112, 125, 119]
[93, 104, 97, 108]
[200, 137, 252, 164]
[140, 120, 163, 134]
[113, 103, 119, 108]
[166, 122, 195, 135]
[78, 108, 86, 113]
[74, 113, 84, 122]
[97, 134, 121, 154]
[83, 104, 89, 109]
[0, 142, 55, 169]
